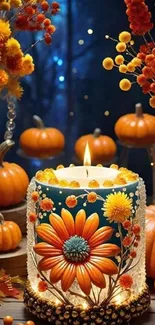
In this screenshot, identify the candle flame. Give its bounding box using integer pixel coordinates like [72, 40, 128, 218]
[83, 142, 91, 166]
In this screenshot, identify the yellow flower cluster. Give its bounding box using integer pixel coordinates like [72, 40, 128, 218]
[0, 21, 34, 99]
[102, 31, 144, 93]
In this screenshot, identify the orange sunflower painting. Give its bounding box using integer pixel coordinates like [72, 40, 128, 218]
[34, 209, 120, 295]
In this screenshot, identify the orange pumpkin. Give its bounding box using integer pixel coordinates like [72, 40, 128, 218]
[145, 205, 155, 279]
[20, 115, 65, 158]
[115, 103, 155, 147]
[0, 140, 29, 208]
[0, 214, 22, 252]
[75, 128, 117, 164]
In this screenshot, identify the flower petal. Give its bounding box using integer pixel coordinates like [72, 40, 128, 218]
[82, 213, 99, 240]
[61, 264, 76, 292]
[85, 262, 106, 289]
[91, 243, 120, 257]
[90, 256, 118, 275]
[75, 209, 86, 236]
[61, 208, 75, 236]
[49, 213, 69, 241]
[50, 260, 69, 283]
[38, 255, 64, 271]
[36, 224, 63, 249]
[34, 242, 62, 257]
[76, 265, 91, 295]
[89, 226, 113, 248]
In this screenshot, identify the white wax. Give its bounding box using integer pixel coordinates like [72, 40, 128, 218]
[54, 166, 119, 188]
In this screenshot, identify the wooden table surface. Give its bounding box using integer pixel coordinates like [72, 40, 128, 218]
[0, 291, 155, 325]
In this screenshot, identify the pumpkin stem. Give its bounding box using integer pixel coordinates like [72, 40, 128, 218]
[0, 140, 14, 167]
[0, 213, 4, 225]
[33, 115, 45, 129]
[93, 128, 101, 138]
[135, 103, 143, 117]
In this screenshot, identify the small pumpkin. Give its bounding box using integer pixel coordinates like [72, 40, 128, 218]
[0, 140, 29, 208]
[145, 205, 155, 279]
[75, 128, 117, 164]
[19, 115, 65, 158]
[0, 214, 22, 252]
[115, 103, 155, 147]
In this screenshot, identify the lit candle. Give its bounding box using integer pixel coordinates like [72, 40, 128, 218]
[52, 143, 134, 188]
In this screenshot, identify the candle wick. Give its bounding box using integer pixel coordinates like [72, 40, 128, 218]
[86, 169, 89, 177]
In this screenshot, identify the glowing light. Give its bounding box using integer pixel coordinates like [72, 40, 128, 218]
[84, 142, 91, 166]
[83, 302, 88, 310]
[78, 39, 84, 45]
[72, 68, 77, 73]
[57, 59, 63, 66]
[53, 56, 58, 62]
[88, 29, 93, 35]
[151, 162, 154, 166]
[84, 95, 88, 100]
[59, 76, 65, 82]
[70, 112, 74, 116]
[104, 110, 110, 116]
[55, 299, 60, 306]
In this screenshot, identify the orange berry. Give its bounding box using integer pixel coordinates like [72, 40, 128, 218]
[35, 170, 44, 181]
[119, 31, 131, 43]
[65, 195, 77, 208]
[130, 251, 137, 258]
[59, 179, 69, 187]
[152, 48, 155, 56]
[131, 58, 142, 67]
[38, 280, 48, 292]
[149, 96, 155, 108]
[114, 176, 127, 185]
[110, 164, 119, 170]
[48, 177, 59, 185]
[119, 167, 128, 172]
[103, 180, 114, 187]
[116, 42, 126, 53]
[102, 57, 114, 70]
[115, 55, 124, 65]
[46, 25, 56, 34]
[96, 164, 103, 167]
[29, 212, 37, 223]
[31, 191, 39, 202]
[150, 83, 155, 93]
[142, 66, 154, 79]
[56, 164, 64, 169]
[41, 1, 49, 11]
[25, 6, 35, 16]
[119, 78, 131, 91]
[142, 81, 151, 94]
[137, 52, 146, 61]
[69, 181, 80, 188]
[37, 13, 45, 23]
[88, 180, 100, 188]
[43, 18, 51, 27]
[137, 74, 147, 86]
[44, 33, 52, 45]
[145, 54, 155, 64]
[25, 322, 36, 325]
[87, 192, 97, 203]
[127, 62, 135, 72]
[3, 316, 14, 325]
[119, 64, 127, 73]
[132, 224, 141, 234]
[123, 220, 132, 229]
[40, 198, 54, 211]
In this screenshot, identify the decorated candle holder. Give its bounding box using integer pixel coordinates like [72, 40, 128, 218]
[24, 162, 150, 324]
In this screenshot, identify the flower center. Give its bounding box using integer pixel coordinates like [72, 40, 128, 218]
[63, 235, 90, 262]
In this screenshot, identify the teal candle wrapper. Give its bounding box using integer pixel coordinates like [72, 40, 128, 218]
[36, 180, 140, 247]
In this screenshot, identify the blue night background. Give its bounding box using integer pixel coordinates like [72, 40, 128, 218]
[0, 0, 155, 198]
